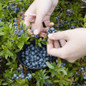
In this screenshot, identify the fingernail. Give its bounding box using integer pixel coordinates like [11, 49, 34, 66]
[48, 34, 53, 38]
[34, 30, 39, 35]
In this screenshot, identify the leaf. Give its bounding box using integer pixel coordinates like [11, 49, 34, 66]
[2, 83, 8, 85]
[46, 62, 54, 69]
[0, 3, 2, 11]
[58, 68, 67, 75]
[0, 32, 5, 36]
[53, 80, 59, 83]
[17, 42, 24, 50]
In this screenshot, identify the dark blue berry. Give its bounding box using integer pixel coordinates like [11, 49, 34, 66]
[12, 77, 15, 80]
[50, 27, 55, 31]
[13, 74, 17, 78]
[16, 76, 19, 79]
[83, 76, 86, 81]
[13, 22, 17, 26]
[34, 34, 39, 38]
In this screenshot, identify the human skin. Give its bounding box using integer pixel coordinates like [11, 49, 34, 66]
[24, 0, 86, 62]
[24, 0, 58, 36]
[47, 28, 86, 63]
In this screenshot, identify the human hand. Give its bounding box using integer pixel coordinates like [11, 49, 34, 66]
[24, 0, 58, 36]
[47, 28, 86, 63]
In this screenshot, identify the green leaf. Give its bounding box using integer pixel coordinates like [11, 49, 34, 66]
[0, 32, 5, 36]
[58, 68, 67, 75]
[17, 42, 24, 50]
[53, 80, 59, 83]
[46, 62, 54, 69]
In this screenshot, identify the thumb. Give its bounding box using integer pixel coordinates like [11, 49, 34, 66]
[48, 31, 69, 40]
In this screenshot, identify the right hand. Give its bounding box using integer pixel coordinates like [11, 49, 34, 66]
[24, 0, 58, 37]
[47, 28, 86, 63]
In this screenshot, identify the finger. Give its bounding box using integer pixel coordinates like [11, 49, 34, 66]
[47, 39, 65, 58]
[48, 31, 69, 40]
[33, 0, 53, 35]
[43, 27, 49, 32]
[28, 29, 34, 36]
[54, 40, 60, 48]
[39, 32, 48, 38]
[24, 1, 36, 26]
[59, 39, 66, 47]
[49, 22, 54, 27]
[44, 21, 54, 27]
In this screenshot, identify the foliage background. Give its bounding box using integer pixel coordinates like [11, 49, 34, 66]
[0, 0, 86, 86]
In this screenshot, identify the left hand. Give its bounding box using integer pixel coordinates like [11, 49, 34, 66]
[24, 0, 58, 37]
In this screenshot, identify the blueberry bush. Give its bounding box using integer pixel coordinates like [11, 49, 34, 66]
[0, 0, 86, 86]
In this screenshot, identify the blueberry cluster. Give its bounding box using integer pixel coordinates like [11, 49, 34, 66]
[14, 23, 24, 37]
[66, 9, 73, 16]
[7, 3, 20, 14]
[55, 9, 78, 30]
[18, 44, 56, 69]
[12, 67, 32, 81]
[46, 27, 57, 34]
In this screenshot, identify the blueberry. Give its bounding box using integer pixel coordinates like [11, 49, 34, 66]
[13, 22, 17, 26]
[52, 30, 56, 33]
[13, 74, 17, 78]
[25, 51, 28, 55]
[31, 51, 35, 55]
[12, 77, 15, 80]
[20, 30, 24, 34]
[22, 8, 25, 10]
[19, 24, 23, 29]
[7, 6, 10, 9]
[19, 74, 22, 78]
[31, 47, 35, 50]
[15, 26, 18, 29]
[12, 6, 15, 10]
[80, 67, 85, 71]
[83, 76, 86, 81]
[43, 53, 46, 57]
[16, 76, 19, 79]
[21, 74, 25, 79]
[27, 73, 32, 79]
[26, 76, 29, 80]
[14, 18, 17, 22]
[67, 9, 70, 12]
[50, 27, 55, 31]
[17, 32, 21, 37]
[18, 67, 22, 71]
[42, 64, 46, 68]
[34, 35, 39, 38]
[70, 26, 75, 29]
[73, 20, 78, 23]
[25, 60, 29, 63]
[46, 28, 50, 34]
[27, 63, 30, 66]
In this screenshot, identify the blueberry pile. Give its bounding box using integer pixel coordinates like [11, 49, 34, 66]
[12, 67, 32, 81]
[18, 43, 56, 69]
[46, 27, 57, 34]
[55, 8, 78, 30]
[7, 3, 20, 14]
